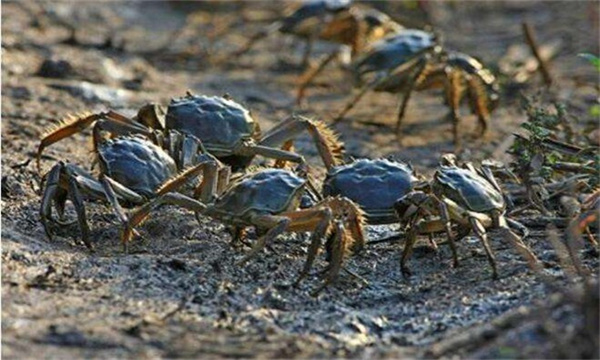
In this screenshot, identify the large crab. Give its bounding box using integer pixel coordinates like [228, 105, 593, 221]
[395, 155, 538, 279]
[161, 93, 344, 172]
[38, 117, 228, 250]
[123, 168, 366, 294]
[235, 0, 402, 68]
[333, 30, 500, 146]
[322, 158, 421, 226]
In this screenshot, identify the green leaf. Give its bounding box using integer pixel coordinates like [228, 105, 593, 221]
[497, 346, 519, 359]
[579, 53, 600, 71]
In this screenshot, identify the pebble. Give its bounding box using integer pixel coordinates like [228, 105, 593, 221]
[37, 58, 75, 78]
[48, 81, 132, 105]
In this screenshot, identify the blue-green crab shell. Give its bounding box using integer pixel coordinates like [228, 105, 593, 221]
[212, 169, 306, 219]
[323, 159, 417, 223]
[98, 136, 177, 198]
[433, 166, 505, 213]
[165, 94, 258, 157]
[353, 29, 436, 77]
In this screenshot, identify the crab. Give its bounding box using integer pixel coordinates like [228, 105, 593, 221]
[160, 92, 345, 171]
[235, 0, 401, 67]
[395, 155, 538, 279]
[39, 128, 228, 250]
[333, 30, 500, 146]
[123, 168, 366, 294]
[322, 158, 421, 225]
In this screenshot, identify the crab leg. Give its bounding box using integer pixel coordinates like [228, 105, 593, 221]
[241, 144, 305, 164]
[121, 193, 208, 249]
[37, 112, 101, 171]
[443, 68, 464, 147]
[333, 54, 429, 125]
[438, 199, 460, 268]
[400, 216, 419, 277]
[325, 196, 365, 252]
[506, 217, 530, 239]
[216, 166, 232, 195]
[497, 226, 539, 271]
[52, 184, 70, 225]
[100, 176, 146, 205]
[395, 58, 431, 139]
[135, 103, 167, 131]
[154, 154, 221, 202]
[91, 115, 152, 151]
[192, 159, 220, 203]
[117, 158, 226, 248]
[311, 220, 346, 296]
[259, 115, 344, 170]
[40, 162, 108, 249]
[236, 215, 290, 265]
[296, 50, 338, 104]
[37, 111, 149, 172]
[332, 79, 377, 123]
[100, 176, 140, 228]
[40, 163, 66, 241]
[229, 226, 251, 247]
[232, 21, 282, 57]
[66, 172, 93, 249]
[178, 132, 205, 169]
[466, 76, 491, 137]
[469, 217, 499, 279]
[273, 140, 295, 169]
[289, 208, 333, 285]
[235, 199, 361, 293]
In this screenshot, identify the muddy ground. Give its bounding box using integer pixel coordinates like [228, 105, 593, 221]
[2, 1, 599, 359]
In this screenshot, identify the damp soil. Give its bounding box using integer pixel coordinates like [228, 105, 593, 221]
[2, 1, 599, 358]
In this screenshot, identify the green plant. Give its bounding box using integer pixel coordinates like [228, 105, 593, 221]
[578, 53, 600, 71]
[578, 53, 600, 119]
[510, 97, 570, 182]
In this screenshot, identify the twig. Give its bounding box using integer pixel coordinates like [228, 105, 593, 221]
[522, 22, 554, 87]
[342, 267, 369, 286]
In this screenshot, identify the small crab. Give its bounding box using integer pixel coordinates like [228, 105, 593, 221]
[124, 168, 366, 294]
[322, 158, 421, 225]
[236, 0, 401, 68]
[161, 92, 344, 171]
[334, 30, 500, 146]
[395, 155, 538, 279]
[39, 131, 227, 250]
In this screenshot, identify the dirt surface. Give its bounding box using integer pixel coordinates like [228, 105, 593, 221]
[2, 1, 599, 359]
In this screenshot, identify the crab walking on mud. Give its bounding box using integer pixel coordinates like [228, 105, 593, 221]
[396, 155, 539, 279]
[322, 158, 422, 225]
[37, 110, 230, 250]
[123, 168, 366, 295]
[333, 29, 499, 146]
[164, 92, 345, 171]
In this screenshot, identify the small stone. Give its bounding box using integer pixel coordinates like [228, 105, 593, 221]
[48, 81, 131, 105]
[37, 58, 74, 78]
[9, 86, 31, 99]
